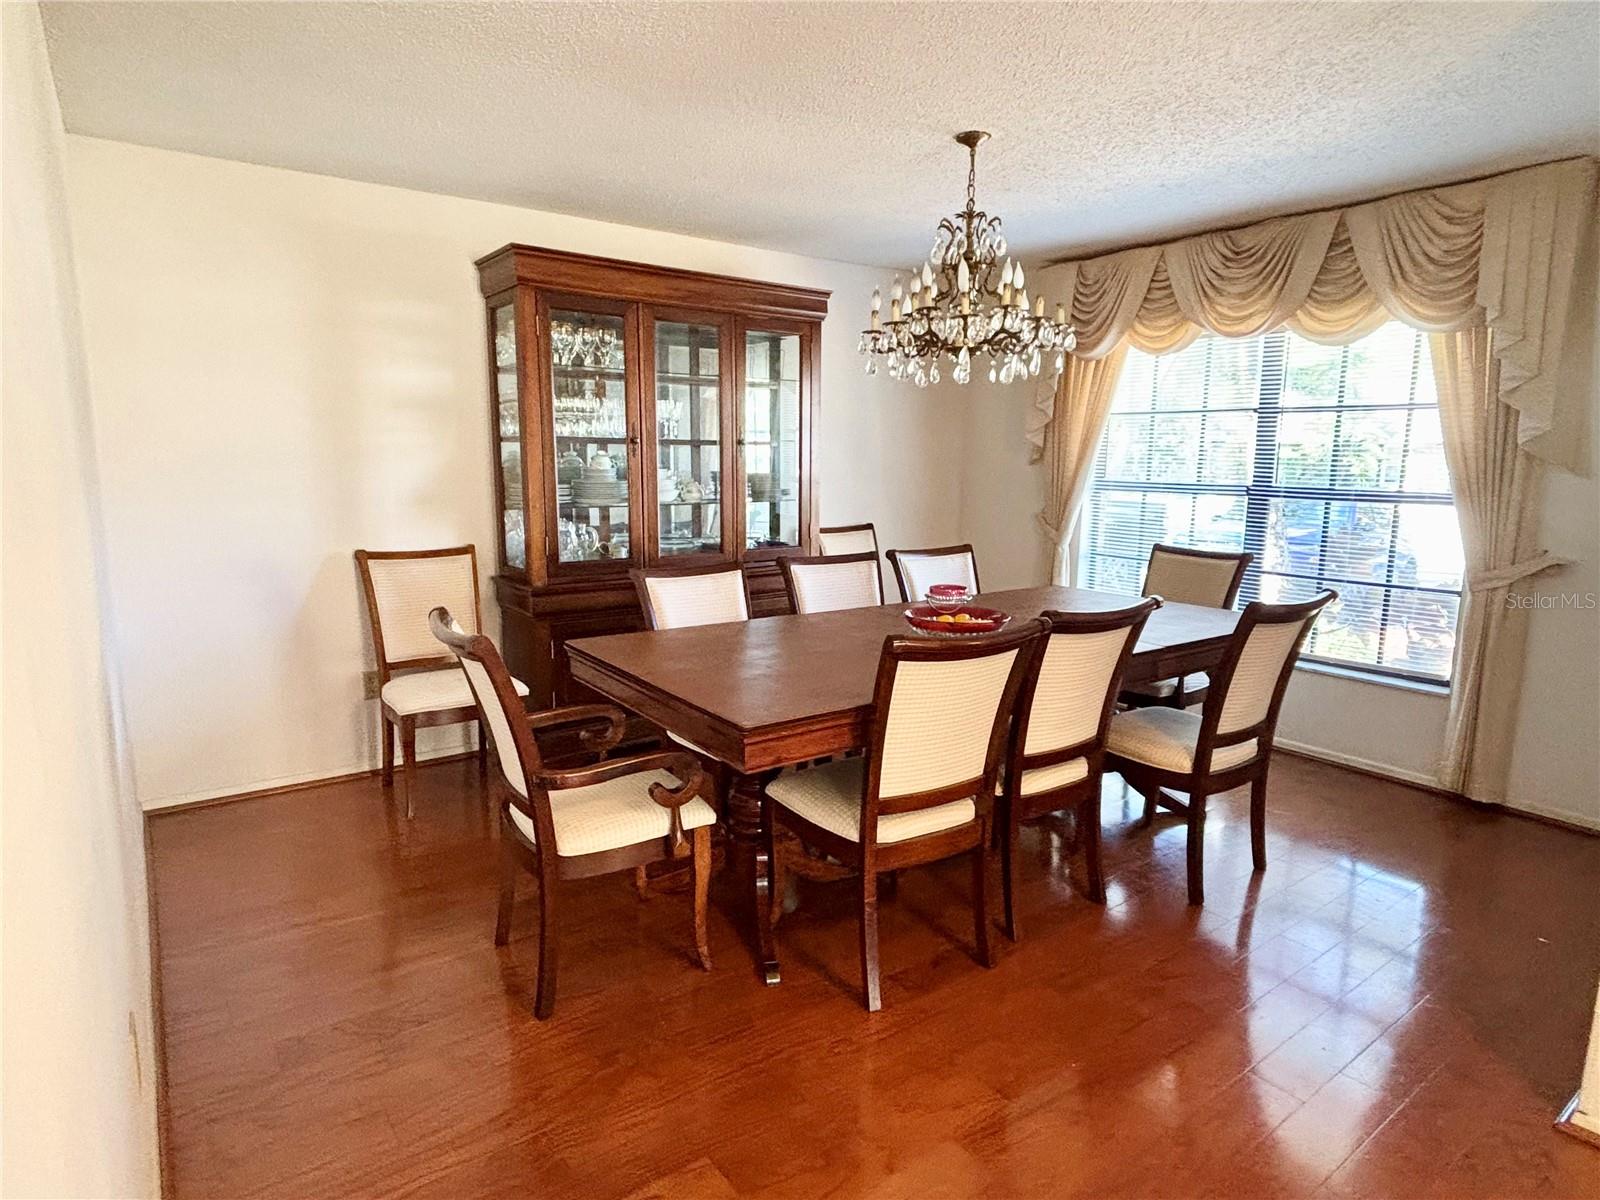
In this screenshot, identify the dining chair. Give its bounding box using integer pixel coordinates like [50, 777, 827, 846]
[886, 543, 981, 603]
[998, 598, 1160, 937]
[628, 563, 748, 876]
[818, 522, 879, 557]
[1105, 589, 1335, 905]
[1121, 544, 1252, 710]
[630, 562, 751, 630]
[761, 619, 1046, 1011]
[355, 545, 528, 818]
[429, 608, 717, 1020]
[778, 552, 884, 614]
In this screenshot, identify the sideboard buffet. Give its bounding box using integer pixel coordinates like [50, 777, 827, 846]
[477, 244, 830, 709]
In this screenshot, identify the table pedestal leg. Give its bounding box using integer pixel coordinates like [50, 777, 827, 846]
[725, 769, 781, 985]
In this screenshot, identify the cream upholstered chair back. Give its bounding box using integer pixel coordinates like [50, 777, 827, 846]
[357, 546, 480, 667]
[1019, 600, 1160, 759]
[631, 566, 750, 630]
[818, 524, 879, 557]
[1205, 591, 1336, 739]
[1143, 545, 1251, 610]
[868, 622, 1043, 810]
[430, 608, 535, 800]
[780, 553, 883, 614]
[887, 544, 981, 603]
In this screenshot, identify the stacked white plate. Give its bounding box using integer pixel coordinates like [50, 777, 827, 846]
[572, 465, 627, 506]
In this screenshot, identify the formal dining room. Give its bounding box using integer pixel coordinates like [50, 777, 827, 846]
[5, 2, 1600, 1198]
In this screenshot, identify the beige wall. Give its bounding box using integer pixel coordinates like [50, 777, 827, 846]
[0, 6, 159, 1196]
[959, 259, 1600, 829]
[62, 137, 965, 808]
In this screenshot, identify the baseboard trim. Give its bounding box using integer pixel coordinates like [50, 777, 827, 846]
[1275, 741, 1447, 794]
[1556, 1091, 1600, 1150]
[142, 749, 478, 816]
[1276, 742, 1600, 836]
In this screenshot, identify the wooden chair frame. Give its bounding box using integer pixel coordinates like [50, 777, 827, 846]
[1107, 590, 1335, 906]
[761, 619, 1046, 1011]
[430, 608, 714, 1019]
[628, 561, 754, 631]
[886, 543, 982, 604]
[818, 522, 880, 557]
[777, 551, 884, 614]
[1124, 544, 1253, 710]
[999, 598, 1160, 938]
[355, 544, 488, 818]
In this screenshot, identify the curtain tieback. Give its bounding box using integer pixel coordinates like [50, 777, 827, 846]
[1465, 552, 1570, 592]
[1035, 513, 1065, 544]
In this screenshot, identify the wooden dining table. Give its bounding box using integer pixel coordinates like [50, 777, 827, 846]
[566, 584, 1241, 984]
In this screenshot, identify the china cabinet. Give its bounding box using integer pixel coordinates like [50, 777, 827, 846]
[478, 244, 828, 708]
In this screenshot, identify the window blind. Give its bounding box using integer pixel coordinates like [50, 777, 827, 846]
[1079, 322, 1463, 683]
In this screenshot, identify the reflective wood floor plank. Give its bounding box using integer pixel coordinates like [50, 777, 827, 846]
[147, 755, 1600, 1198]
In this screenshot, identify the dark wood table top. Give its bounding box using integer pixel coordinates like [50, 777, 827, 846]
[566, 585, 1240, 772]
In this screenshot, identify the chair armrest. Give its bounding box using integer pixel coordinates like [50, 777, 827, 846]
[538, 750, 710, 851]
[525, 703, 626, 757]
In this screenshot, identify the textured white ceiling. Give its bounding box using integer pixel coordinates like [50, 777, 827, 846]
[40, 1, 1600, 267]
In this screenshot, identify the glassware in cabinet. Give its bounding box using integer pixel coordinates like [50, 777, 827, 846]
[653, 319, 725, 558]
[742, 328, 803, 550]
[549, 308, 632, 565]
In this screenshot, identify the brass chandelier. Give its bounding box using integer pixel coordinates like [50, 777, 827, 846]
[859, 131, 1075, 387]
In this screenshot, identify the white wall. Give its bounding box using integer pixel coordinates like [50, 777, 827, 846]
[960, 258, 1600, 829]
[1, 6, 159, 1196]
[61, 138, 964, 809]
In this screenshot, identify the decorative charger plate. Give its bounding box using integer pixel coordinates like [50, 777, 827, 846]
[903, 605, 1011, 637]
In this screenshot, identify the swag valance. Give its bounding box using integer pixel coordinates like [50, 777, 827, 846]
[1029, 157, 1598, 470]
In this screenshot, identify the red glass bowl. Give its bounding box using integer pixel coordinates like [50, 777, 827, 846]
[925, 583, 972, 612]
[904, 604, 1012, 636]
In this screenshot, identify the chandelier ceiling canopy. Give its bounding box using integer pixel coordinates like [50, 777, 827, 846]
[859, 131, 1076, 388]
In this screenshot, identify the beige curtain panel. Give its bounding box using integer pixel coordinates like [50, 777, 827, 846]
[1028, 157, 1598, 468]
[1028, 156, 1597, 802]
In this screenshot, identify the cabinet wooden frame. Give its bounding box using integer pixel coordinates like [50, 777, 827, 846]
[477, 244, 829, 714]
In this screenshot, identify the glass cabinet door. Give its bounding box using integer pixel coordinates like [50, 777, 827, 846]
[742, 328, 803, 550]
[491, 302, 525, 571]
[653, 319, 726, 558]
[549, 307, 632, 565]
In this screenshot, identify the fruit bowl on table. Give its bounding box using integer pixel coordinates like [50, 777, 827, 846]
[903, 604, 1011, 637]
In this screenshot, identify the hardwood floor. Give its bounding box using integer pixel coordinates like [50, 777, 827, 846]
[147, 754, 1600, 1199]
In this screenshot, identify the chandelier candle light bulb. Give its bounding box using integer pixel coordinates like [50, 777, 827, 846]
[857, 130, 1076, 388]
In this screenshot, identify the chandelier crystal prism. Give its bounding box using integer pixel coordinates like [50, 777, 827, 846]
[859, 130, 1076, 387]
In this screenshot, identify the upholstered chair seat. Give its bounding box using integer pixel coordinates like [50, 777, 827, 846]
[766, 759, 975, 844]
[505, 770, 718, 858]
[1015, 757, 1090, 795]
[1107, 707, 1257, 773]
[1121, 671, 1209, 703]
[381, 668, 529, 716]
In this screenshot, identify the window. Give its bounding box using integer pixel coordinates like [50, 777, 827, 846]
[1078, 322, 1463, 683]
